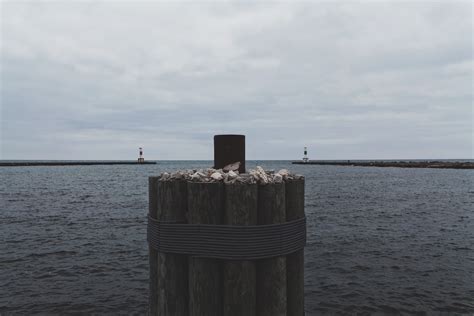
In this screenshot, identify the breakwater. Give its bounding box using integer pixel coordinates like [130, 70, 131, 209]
[0, 161, 157, 167]
[292, 160, 473, 169]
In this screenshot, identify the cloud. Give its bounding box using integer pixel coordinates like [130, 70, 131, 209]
[1, 1, 472, 160]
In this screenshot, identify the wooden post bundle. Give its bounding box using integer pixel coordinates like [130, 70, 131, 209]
[149, 174, 305, 315]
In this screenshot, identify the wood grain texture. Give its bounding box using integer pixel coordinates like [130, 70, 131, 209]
[223, 182, 258, 316]
[155, 180, 188, 316]
[257, 183, 287, 316]
[148, 177, 159, 316]
[285, 178, 305, 316]
[188, 182, 224, 316]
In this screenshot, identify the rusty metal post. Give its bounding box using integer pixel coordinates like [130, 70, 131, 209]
[214, 135, 245, 173]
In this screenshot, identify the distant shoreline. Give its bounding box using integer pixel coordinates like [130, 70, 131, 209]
[0, 161, 157, 167]
[292, 160, 473, 169]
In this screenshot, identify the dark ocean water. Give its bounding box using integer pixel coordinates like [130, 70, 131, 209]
[1, 161, 473, 315]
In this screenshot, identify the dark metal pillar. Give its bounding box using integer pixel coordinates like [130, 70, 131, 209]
[213, 134, 245, 173]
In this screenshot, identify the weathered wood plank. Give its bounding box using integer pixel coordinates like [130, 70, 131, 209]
[257, 182, 287, 316]
[286, 178, 305, 316]
[188, 182, 224, 316]
[155, 179, 188, 316]
[148, 176, 159, 316]
[223, 182, 257, 316]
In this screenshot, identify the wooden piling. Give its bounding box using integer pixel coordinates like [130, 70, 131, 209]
[188, 182, 224, 316]
[257, 183, 287, 316]
[149, 167, 306, 316]
[286, 179, 305, 316]
[148, 176, 160, 316]
[223, 182, 258, 316]
[155, 179, 189, 316]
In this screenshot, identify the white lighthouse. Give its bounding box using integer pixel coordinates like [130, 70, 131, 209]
[138, 147, 145, 163]
[303, 147, 309, 163]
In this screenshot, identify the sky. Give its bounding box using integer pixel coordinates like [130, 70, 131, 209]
[1, 1, 472, 160]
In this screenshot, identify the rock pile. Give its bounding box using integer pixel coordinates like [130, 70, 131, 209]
[159, 166, 303, 184]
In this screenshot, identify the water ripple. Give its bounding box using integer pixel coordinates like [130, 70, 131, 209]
[1, 162, 473, 314]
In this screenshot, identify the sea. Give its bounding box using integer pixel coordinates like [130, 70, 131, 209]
[1, 160, 473, 315]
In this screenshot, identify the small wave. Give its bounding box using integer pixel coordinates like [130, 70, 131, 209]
[340, 292, 360, 299]
[0, 257, 24, 264]
[352, 265, 370, 271]
[453, 246, 471, 251]
[26, 250, 78, 258]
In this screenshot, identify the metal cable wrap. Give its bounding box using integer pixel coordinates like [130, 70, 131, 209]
[147, 216, 306, 260]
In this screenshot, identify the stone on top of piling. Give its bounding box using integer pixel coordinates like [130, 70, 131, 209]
[158, 166, 304, 184]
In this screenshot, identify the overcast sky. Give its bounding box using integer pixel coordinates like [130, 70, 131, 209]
[1, 1, 472, 160]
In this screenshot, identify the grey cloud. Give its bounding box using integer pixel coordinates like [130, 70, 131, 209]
[1, 1, 472, 160]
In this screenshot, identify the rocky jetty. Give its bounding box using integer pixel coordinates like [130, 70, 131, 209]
[0, 161, 156, 167]
[291, 160, 473, 169]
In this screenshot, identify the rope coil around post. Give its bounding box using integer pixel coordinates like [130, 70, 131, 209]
[147, 215, 306, 260]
